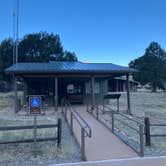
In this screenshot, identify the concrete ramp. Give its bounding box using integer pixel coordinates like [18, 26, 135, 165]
[70, 106, 138, 161]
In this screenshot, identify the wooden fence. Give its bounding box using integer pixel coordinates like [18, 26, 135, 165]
[145, 117, 166, 146]
[0, 118, 62, 157]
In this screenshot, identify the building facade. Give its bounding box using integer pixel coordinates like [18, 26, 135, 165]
[6, 61, 137, 114]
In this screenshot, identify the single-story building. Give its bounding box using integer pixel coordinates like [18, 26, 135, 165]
[6, 61, 137, 114]
[108, 76, 138, 92]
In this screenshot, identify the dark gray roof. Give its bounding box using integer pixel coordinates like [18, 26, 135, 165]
[6, 61, 137, 74]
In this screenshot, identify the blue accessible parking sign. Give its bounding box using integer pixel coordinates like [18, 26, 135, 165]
[31, 97, 40, 107]
[29, 96, 41, 114]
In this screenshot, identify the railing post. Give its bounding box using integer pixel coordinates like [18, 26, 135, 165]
[139, 124, 144, 157]
[102, 99, 105, 112]
[111, 112, 114, 133]
[96, 107, 99, 120]
[57, 118, 62, 147]
[86, 103, 89, 112]
[61, 99, 64, 114]
[70, 112, 73, 134]
[14, 76, 18, 113]
[145, 117, 151, 146]
[117, 98, 119, 112]
[81, 128, 86, 161]
[64, 104, 67, 121]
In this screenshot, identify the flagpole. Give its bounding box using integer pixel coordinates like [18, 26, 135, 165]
[13, 0, 16, 64]
[15, 0, 19, 64]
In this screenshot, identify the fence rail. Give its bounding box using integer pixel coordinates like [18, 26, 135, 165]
[0, 124, 58, 131]
[87, 104, 144, 157]
[150, 124, 166, 126]
[61, 98, 91, 160]
[0, 118, 62, 147]
[145, 117, 166, 146]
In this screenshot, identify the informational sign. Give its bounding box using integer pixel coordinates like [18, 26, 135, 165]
[29, 96, 41, 115]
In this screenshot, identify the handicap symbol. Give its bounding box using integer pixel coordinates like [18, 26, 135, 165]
[31, 98, 40, 107]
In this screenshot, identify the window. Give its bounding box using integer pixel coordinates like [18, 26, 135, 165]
[67, 83, 83, 94]
[85, 81, 100, 94]
[67, 84, 74, 94]
[95, 82, 100, 94]
[85, 82, 91, 94]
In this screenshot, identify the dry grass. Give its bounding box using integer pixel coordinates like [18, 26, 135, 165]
[120, 92, 166, 121]
[0, 92, 81, 165]
[1, 91, 166, 158]
[107, 92, 166, 150]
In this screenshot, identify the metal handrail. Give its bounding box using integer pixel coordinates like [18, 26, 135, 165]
[62, 98, 91, 138]
[103, 105, 145, 126]
[90, 104, 144, 157]
[95, 105, 145, 135]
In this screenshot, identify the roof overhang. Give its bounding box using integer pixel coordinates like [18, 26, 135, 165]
[5, 62, 138, 77]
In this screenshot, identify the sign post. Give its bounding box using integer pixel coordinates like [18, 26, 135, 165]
[34, 115, 37, 158]
[29, 96, 42, 158]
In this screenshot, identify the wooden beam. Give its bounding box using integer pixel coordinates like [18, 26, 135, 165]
[54, 77, 58, 111]
[19, 73, 125, 79]
[91, 76, 95, 106]
[126, 74, 131, 115]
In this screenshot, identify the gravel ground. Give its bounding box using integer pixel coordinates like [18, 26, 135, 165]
[92, 110, 166, 156]
[0, 92, 81, 166]
[0, 116, 81, 166]
[1, 91, 166, 163]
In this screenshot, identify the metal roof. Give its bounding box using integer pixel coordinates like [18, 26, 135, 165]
[5, 61, 137, 74]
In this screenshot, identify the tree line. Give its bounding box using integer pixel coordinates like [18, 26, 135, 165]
[1, 31, 166, 92]
[129, 41, 166, 92]
[0, 32, 78, 81]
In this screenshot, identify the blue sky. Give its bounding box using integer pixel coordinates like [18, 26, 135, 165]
[1, 0, 166, 66]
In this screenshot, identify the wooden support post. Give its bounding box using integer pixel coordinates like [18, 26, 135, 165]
[23, 79, 27, 106]
[14, 76, 18, 113]
[126, 74, 131, 115]
[145, 117, 151, 146]
[81, 128, 86, 161]
[102, 97, 105, 112]
[117, 98, 119, 112]
[139, 124, 144, 157]
[91, 76, 95, 107]
[116, 79, 118, 92]
[70, 112, 73, 134]
[111, 112, 114, 133]
[57, 118, 62, 147]
[54, 77, 58, 111]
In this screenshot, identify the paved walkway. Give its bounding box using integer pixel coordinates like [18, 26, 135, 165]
[68, 106, 138, 161]
[53, 156, 166, 166]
